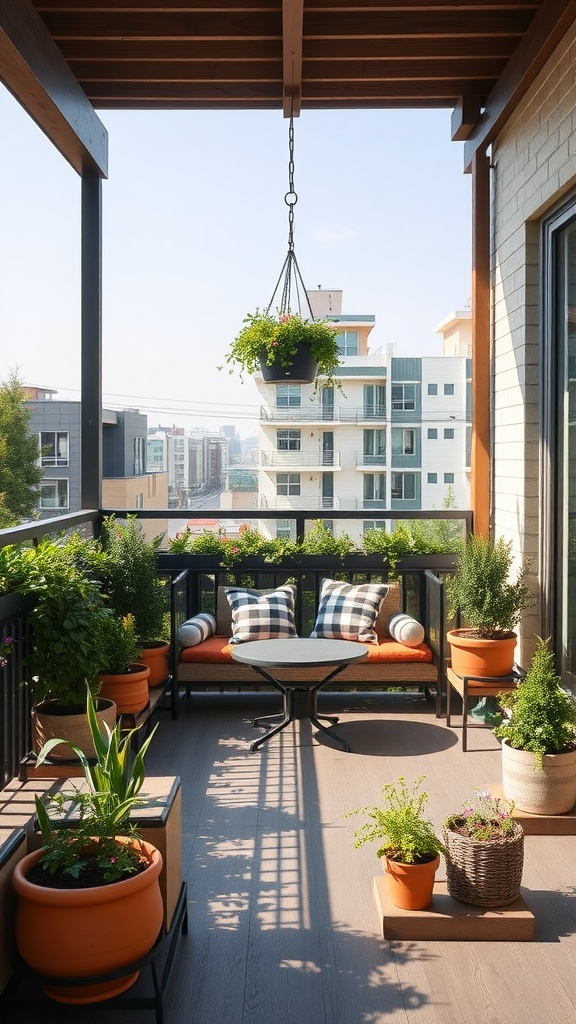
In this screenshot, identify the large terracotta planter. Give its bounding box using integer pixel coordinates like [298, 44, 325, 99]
[97, 663, 150, 715]
[13, 839, 163, 1004]
[259, 341, 318, 384]
[381, 854, 439, 910]
[447, 628, 517, 679]
[31, 698, 117, 762]
[138, 641, 170, 688]
[501, 739, 576, 814]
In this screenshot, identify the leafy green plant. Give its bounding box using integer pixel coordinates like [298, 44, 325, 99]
[362, 523, 416, 574]
[33, 689, 158, 886]
[101, 515, 168, 643]
[221, 309, 343, 393]
[445, 534, 532, 638]
[444, 790, 516, 841]
[344, 775, 445, 864]
[493, 637, 576, 768]
[300, 520, 355, 558]
[98, 613, 141, 675]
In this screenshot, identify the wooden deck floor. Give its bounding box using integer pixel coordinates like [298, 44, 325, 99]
[12, 691, 576, 1024]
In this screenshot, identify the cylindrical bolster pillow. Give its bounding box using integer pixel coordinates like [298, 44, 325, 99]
[387, 612, 425, 647]
[178, 612, 217, 648]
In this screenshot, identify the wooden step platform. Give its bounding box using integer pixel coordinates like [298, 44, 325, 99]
[489, 783, 576, 835]
[373, 876, 535, 940]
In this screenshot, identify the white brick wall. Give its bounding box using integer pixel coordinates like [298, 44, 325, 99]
[491, 19, 576, 657]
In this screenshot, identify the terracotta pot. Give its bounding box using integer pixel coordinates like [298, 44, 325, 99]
[97, 663, 150, 714]
[502, 739, 576, 814]
[31, 698, 117, 762]
[138, 641, 170, 688]
[259, 341, 318, 384]
[13, 839, 163, 1004]
[381, 854, 439, 910]
[447, 628, 517, 678]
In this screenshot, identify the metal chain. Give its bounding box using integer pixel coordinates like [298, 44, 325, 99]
[266, 114, 313, 319]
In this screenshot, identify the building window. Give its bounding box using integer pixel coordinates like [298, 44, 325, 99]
[444, 383, 455, 396]
[322, 521, 334, 534]
[277, 473, 300, 496]
[427, 428, 437, 439]
[444, 472, 454, 484]
[427, 383, 438, 396]
[40, 479, 69, 509]
[39, 431, 69, 467]
[363, 428, 385, 462]
[134, 436, 145, 475]
[363, 384, 386, 418]
[277, 429, 301, 451]
[391, 383, 416, 411]
[135, 493, 144, 509]
[391, 472, 416, 500]
[363, 520, 387, 532]
[427, 473, 437, 484]
[392, 428, 415, 455]
[336, 330, 359, 355]
[276, 385, 301, 408]
[444, 428, 455, 439]
[276, 519, 295, 540]
[363, 473, 386, 502]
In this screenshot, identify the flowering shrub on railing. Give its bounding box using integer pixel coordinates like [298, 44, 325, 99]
[0, 634, 14, 668]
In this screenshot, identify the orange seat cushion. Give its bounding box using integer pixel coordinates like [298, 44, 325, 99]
[179, 635, 432, 665]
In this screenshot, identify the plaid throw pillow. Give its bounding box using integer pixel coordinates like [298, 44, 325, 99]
[311, 579, 389, 644]
[225, 584, 297, 644]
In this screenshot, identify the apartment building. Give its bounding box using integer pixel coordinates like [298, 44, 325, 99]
[147, 426, 229, 505]
[256, 295, 471, 543]
[26, 390, 168, 523]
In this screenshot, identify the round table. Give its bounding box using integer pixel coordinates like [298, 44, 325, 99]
[231, 637, 369, 751]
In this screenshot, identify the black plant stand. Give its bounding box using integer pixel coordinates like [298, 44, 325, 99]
[0, 882, 188, 1024]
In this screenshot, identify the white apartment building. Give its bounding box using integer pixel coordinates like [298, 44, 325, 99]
[256, 294, 471, 544]
[147, 426, 229, 504]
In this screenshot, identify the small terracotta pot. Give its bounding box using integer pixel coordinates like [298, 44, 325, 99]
[13, 839, 163, 1004]
[138, 641, 170, 688]
[447, 628, 517, 678]
[381, 854, 439, 910]
[97, 663, 150, 714]
[31, 698, 117, 762]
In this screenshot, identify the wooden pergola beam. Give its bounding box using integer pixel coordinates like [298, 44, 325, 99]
[0, 0, 108, 176]
[283, 0, 303, 116]
[464, 0, 576, 172]
[470, 149, 491, 538]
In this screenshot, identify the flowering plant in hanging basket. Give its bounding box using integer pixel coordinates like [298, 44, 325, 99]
[222, 309, 343, 392]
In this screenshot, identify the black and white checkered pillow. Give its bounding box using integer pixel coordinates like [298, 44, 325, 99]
[225, 584, 297, 644]
[311, 579, 389, 644]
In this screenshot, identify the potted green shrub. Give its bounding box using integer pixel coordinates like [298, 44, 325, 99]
[443, 790, 524, 907]
[13, 690, 162, 1004]
[97, 613, 151, 715]
[101, 516, 169, 687]
[494, 637, 576, 814]
[221, 309, 343, 393]
[21, 538, 117, 760]
[445, 534, 532, 677]
[345, 776, 445, 910]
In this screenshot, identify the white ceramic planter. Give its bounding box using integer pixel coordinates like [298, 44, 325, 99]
[502, 739, 576, 815]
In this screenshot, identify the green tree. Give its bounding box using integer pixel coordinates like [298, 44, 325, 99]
[0, 372, 42, 525]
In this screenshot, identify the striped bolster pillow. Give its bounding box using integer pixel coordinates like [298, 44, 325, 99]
[178, 612, 217, 648]
[388, 612, 425, 647]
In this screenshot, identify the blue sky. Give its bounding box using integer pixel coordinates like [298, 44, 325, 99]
[0, 86, 471, 435]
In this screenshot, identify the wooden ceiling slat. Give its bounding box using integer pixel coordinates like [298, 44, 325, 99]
[282, 0, 303, 114]
[85, 78, 490, 100]
[59, 37, 520, 61]
[70, 57, 508, 82]
[33, 0, 538, 11]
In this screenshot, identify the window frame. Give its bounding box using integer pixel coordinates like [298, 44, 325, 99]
[276, 429, 301, 451]
[39, 430, 69, 468]
[40, 478, 69, 509]
[276, 473, 301, 496]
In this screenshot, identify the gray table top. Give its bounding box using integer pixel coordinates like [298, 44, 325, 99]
[230, 637, 369, 669]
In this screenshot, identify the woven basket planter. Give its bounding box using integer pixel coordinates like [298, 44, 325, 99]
[442, 819, 524, 907]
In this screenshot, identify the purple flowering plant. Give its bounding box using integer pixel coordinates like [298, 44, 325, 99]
[0, 635, 14, 668]
[445, 789, 516, 842]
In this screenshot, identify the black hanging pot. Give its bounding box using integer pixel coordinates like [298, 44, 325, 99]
[259, 341, 318, 384]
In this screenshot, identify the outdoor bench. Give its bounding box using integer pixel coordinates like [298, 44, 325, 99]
[159, 556, 449, 718]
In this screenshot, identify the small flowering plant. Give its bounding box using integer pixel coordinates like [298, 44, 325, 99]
[444, 790, 516, 842]
[0, 634, 14, 668]
[221, 308, 343, 392]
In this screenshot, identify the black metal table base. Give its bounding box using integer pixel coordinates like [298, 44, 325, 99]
[250, 664, 351, 752]
[0, 882, 188, 1024]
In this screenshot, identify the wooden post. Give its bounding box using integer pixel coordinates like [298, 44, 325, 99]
[471, 149, 491, 538]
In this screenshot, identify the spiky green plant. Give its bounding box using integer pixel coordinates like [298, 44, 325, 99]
[494, 637, 576, 768]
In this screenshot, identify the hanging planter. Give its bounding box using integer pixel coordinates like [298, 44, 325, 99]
[221, 114, 343, 394]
